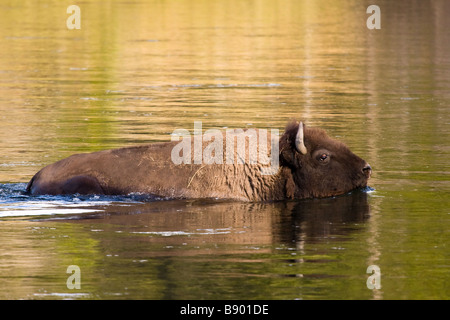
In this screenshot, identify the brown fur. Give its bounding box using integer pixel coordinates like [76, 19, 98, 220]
[26, 120, 371, 201]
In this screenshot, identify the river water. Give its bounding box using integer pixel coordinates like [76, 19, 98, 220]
[0, 0, 448, 300]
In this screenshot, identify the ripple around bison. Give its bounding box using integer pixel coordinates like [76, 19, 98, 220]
[0, 182, 374, 219]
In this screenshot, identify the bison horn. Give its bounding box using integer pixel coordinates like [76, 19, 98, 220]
[295, 122, 308, 155]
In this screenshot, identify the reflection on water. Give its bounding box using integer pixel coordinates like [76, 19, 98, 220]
[0, 184, 375, 299]
[0, 0, 449, 299]
[280, 191, 371, 245]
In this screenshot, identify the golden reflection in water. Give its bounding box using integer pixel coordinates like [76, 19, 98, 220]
[0, 1, 449, 184]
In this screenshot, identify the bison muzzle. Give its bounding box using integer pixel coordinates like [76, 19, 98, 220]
[26, 120, 372, 201]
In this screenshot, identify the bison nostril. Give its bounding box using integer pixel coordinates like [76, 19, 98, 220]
[362, 164, 372, 177]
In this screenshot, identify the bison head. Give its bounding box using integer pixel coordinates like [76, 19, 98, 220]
[279, 120, 372, 199]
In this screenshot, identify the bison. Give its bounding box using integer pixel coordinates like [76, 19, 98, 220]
[26, 120, 372, 201]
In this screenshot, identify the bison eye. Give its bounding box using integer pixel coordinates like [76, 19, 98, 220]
[314, 150, 331, 164]
[317, 153, 330, 164]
